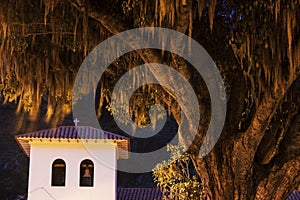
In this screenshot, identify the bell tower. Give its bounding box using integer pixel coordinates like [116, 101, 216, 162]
[15, 126, 129, 200]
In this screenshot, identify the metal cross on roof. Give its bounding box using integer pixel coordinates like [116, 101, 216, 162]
[73, 118, 80, 126]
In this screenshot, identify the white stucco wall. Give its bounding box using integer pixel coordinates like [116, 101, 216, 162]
[27, 140, 116, 200]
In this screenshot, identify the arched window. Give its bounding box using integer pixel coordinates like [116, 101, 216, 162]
[80, 159, 94, 187]
[51, 159, 66, 186]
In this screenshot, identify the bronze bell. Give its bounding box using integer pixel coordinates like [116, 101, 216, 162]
[83, 167, 91, 178]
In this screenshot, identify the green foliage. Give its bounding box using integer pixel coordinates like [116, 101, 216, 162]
[153, 145, 205, 200]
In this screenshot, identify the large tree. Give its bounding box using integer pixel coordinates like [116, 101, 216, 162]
[0, 0, 299, 199]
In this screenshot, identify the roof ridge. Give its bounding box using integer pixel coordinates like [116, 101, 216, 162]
[15, 126, 130, 159]
[16, 126, 128, 140]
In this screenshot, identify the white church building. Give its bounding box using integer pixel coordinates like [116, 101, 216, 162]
[15, 125, 130, 200]
[14, 124, 300, 200]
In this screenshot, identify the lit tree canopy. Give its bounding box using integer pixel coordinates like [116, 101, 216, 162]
[0, 0, 299, 199]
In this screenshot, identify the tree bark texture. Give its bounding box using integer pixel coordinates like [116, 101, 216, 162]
[69, 1, 300, 199]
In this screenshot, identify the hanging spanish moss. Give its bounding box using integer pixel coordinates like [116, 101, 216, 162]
[0, 0, 299, 129]
[0, 0, 105, 125]
[229, 0, 300, 102]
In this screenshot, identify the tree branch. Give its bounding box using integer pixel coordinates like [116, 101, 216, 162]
[68, 0, 207, 148]
[255, 157, 300, 200]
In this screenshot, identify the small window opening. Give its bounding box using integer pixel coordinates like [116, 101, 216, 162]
[80, 159, 94, 187]
[51, 159, 66, 186]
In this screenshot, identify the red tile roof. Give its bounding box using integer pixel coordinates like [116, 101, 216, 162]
[15, 126, 129, 159]
[117, 188, 162, 200]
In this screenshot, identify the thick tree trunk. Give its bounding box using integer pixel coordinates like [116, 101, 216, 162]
[191, 81, 300, 200]
[69, 1, 300, 199]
